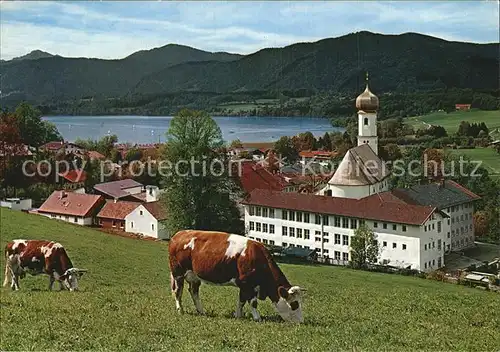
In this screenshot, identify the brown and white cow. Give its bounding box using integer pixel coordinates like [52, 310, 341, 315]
[169, 230, 305, 323]
[3, 239, 87, 291]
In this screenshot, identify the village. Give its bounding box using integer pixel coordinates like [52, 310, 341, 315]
[2, 83, 499, 289]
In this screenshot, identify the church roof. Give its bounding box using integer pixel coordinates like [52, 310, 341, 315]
[328, 144, 389, 186]
[356, 84, 379, 112]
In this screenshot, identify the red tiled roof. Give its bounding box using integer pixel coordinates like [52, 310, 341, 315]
[38, 191, 103, 217]
[58, 170, 87, 183]
[446, 180, 481, 200]
[299, 150, 338, 158]
[97, 200, 140, 220]
[88, 150, 105, 160]
[242, 189, 438, 225]
[143, 201, 168, 220]
[41, 141, 64, 150]
[239, 161, 288, 194]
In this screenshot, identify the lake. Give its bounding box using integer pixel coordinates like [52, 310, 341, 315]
[43, 115, 343, 143]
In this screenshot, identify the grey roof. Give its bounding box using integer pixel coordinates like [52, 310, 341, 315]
[328, 144, 390, 186]
[94, 179, 143, 199]
[392, 180, 480, 210]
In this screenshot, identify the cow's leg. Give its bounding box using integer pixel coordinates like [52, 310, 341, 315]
[48, 274, 55, 291]
[249, 296, 261, 322]
[185, 271, 204, 314]
[234, 290, 246, 318]
[171, 273, 185, 314]
[3, 260, 11, 287]
[11, 271, 20, 291]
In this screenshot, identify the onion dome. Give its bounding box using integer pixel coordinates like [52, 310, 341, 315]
[355, 84, 379, 112]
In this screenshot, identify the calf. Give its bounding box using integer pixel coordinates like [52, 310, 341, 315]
[3, 239, 87, 291]
[169, 230, 305, 323]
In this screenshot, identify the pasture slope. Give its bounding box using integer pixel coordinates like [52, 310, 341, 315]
[1, 208, 499, 351]
[407, 110, 500, 134]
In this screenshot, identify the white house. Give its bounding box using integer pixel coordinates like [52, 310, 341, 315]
[1, 198, 33, 211]
[37, 190, 104, 226]
[243, 189, 449, 272]
[125, 202, 168, 239]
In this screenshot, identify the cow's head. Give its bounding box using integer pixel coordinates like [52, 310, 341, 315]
[60, 268, 87, 291]
[275, 286, 305, 323]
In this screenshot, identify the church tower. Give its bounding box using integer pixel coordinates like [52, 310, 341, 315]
[356, 73, 379, 155]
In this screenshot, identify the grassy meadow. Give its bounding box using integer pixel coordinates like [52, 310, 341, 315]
[1, 209, 499, 351]
[407, 110, 500, 135]
[448, 147, 500, 177]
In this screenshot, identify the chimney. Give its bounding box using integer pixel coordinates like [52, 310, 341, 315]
[58, 191, 67, 199]
[145, 185, 159, 202]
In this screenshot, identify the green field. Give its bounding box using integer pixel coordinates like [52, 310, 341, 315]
[407, 110, 500, 135]
[1, 209, 499, 351]
[448, 147, 500, 177]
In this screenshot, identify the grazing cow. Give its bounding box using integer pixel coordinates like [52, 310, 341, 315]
[169, 230, 305, 323]
[3, 239, 87, 291]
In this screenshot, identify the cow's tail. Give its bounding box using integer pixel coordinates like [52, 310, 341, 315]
[3, 250, 10, 287]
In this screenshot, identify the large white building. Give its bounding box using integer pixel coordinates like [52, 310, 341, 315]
[242, 80, 480, 272]
[243, 190, 449, 272]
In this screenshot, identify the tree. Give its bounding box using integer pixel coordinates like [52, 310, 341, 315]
[125, 148, 143, 162]
[350, 224, 380, 269]
[161, 109, 244, 235]
[322, 132, 332, 151]
[274, 136, 299, 164]
[0, 112, 26, 195]
[380, 143, 402, 162]
[229, 139, 243, 149]
[473, 211, 489, 238]
[14, 102, 62, 149]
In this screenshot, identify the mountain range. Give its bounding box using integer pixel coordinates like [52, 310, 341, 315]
[1, 31, 498, 107]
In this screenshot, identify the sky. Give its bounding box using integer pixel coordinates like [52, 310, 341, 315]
[0, 1, 498, 60]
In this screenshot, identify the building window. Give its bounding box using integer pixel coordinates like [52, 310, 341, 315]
[304, 229, 310, 239]
[364, 117, 368, 126]
[342, 218, 349, 228]
[392, 243, 396, 249]
[392, 224, 397, 231]
[323, 238, 329, 243]
[297, 212, 303, 222]
[315, 237, 321, 242]
[249, 206, 255, 216]
[335, 251, 341, 260]
[282, 226, 287, 236]
[350, 219, 357, 229]
[282, 242, 288, 247]
[402, 225, 407, 232]
[262, 208, 268, 217]
[74, 217, 78, 223]
[383, 223, 387, 229]
[342, 252, 349, 261]
[249, 221, 255, 230]
[438, 239, 442, 250]
[288, 211, 295, 221]
[315, 214, 321, 225]
[383, 241, 387, 247]
[270, 240, 275, 245]
[263, 223, 268, 233]
[432, 259, 435, 266]
[438, 257, 442, 267]
[112, 220, 117, 227]
[289, 228, 295, 237]
[269, 224, 275, 234]
[402, 244, 407, 250]
[432, 241, 435, 248]
[263, 239, 268, 245]
[335, 233, 341, 244]
[374, 222, 378, 228]
[140, 210, 143, 216]
[269, 209, 275, 218]
[334, 217, 341, 227]
[425, 263, 427, 269]
[323, 215, 329, 226]
[282, 210, 288, 220]
[342, 235, 349, 246]
[297, 228, 303, 238]
[304, 213, 310, 223]
[152, 223, 155, 231]
[254, 207, 261, 217]
[256, 223, 262, 232]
